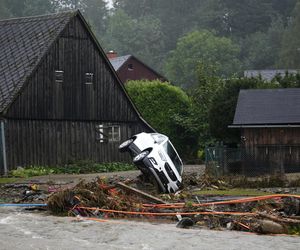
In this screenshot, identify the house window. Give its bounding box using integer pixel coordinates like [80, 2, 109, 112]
[85, 73, 94, 85]
[55, 70, 64, 83]
[96, 124, 120, 143]
[128, 64, 134, 71]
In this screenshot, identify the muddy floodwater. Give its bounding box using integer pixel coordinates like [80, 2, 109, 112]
[0, 207, 299, 250]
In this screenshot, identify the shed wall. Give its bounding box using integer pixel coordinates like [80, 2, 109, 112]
[242, 128, 300, 174]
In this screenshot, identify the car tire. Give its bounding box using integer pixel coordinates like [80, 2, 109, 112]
[133, 150, 150, 163]
[119, 139, 134, 152]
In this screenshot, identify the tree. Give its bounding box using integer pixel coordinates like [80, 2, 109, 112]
[0, 0, 11, 19]
[3, 0, 54, 17]
[273, 72, 300, 88]
[103, 10, 165, 70]
[180, 63, 223, 150]
[125, 80, 195, 158]
[23, 0, 54, 16]
[279, 1, 300, 69]
[217, 0, 275, 38]
[164, 30, 241, 89]
[208, 78, 277, 143]
[240, 18, 285, 70]
[52, 0, 109, 38]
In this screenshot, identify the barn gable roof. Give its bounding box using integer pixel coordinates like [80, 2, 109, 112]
[0, 11, 76, 113]
[0, 11, 153, 130]
[110, 55, 131, 71]
[232, 88, 300, 127]
[109, 54, 167, 81]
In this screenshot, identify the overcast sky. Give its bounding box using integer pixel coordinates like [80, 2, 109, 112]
[105, 0, 113, 8]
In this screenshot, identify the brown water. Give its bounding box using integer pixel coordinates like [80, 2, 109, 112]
[0, 207, 299, 250]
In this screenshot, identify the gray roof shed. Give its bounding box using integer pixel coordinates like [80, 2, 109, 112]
[232, 88, 300, 127]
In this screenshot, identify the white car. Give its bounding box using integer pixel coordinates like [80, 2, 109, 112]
[119, 132, 183, 193]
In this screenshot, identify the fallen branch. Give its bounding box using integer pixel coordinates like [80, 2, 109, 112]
[257, 212, 300, 225]
[116, 182, 168, 204]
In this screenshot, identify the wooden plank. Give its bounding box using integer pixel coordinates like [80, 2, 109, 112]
[116, 182, 168, 204]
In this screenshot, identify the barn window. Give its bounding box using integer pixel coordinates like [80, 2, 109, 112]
[55, 70, 64, 83]
[128, 64, 134, 71]
[95, 124, 120, 143]
[108, 125, 120, 142]
[85, 73, 94, 84]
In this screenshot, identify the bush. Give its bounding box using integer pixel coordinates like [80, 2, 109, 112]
[10, 162, 136, 177]
[11, 166, 54, 178]
[126, 80, 196, 157]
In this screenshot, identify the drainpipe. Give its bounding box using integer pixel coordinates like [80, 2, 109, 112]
[1, 120, 8, 175]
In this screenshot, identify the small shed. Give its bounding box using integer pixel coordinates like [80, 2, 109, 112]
[108, 54, 167, 83]
[0, 11, 153, 174]
[231, 88, 300, 174]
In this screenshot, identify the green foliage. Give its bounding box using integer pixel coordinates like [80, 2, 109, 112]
[241, 18, 285, 70]
[288, 225, 300, 235]
[0, 177, 19, 184]
[10, 162, 135, 177]
[164, 30, 241, 89]
[125, 80, 197, 157]
[11, 166, 54, 178]
[273, 72, 300, 88]
[103, 9, 165, 70]
[217, 0, 275, 38]
[279, 1, 300, 68]
[180, 63, 222, 149]
[54, 161, 135, 174]
[208, 77, 277, 143]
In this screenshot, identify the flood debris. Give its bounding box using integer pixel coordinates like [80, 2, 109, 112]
[43, 173, 300, 235]
[2, 171, 300, 236]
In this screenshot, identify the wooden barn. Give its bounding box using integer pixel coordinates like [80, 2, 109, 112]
[107, 53, 167, 84]
[0, 11, 153, 175]
[231, 88, 300, 174]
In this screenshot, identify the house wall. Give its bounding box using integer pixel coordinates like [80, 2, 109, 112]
[4, 119, 148, 171]
[6, 16, 140, 123]
[241, 128, 300, 174]
[117, 57, 165, 83]
[1, 16, 152, 171]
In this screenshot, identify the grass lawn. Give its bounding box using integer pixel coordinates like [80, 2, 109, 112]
[192, 188, 274, 196]
[0, 177, 21, 184]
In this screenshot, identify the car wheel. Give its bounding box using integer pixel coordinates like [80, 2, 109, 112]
[119, 139, 134, 152]
[133, 150, 150, 163]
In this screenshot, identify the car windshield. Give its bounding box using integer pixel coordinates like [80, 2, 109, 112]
[162, 141, 183, 174]
[151, 133, 167, 144]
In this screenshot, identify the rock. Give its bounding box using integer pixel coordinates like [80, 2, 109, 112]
[176, 217, 195, 228]
[258, 220, 287, 234]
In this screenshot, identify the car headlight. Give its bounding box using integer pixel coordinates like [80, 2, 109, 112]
[158, 150, 167, 161]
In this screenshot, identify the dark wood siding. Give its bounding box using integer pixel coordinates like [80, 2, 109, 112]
[243, 128, 300, 148]
[1, 15, 152, 171]
[5, 119, 148, 170]
[241, 128, 300, 173]
[6, 16, 139, 123]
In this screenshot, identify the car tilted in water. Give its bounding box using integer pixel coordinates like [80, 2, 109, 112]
[119, 132, 183, 193]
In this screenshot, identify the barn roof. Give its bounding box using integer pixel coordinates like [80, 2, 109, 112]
[109, 54, 167, 81]
[110, 55, 131, 71]
[0, 11, 76, 113]
[232, 88, 300, 127]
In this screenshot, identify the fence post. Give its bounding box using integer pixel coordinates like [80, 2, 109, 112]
[223, 145, 228, 175]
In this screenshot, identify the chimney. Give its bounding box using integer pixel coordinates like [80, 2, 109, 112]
[106, 50, 117, 59]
